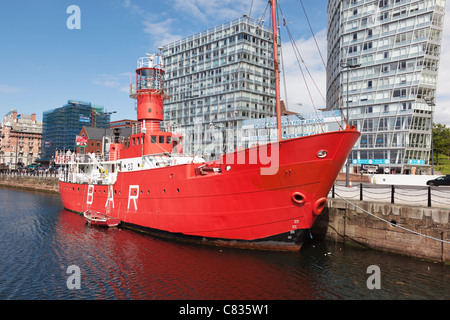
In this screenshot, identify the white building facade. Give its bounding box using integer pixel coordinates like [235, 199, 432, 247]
[327, 0, 446, 174]
[161, 16, 277, 155]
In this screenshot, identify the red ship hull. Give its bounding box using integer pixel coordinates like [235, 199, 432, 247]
[59, 128, 359, 251]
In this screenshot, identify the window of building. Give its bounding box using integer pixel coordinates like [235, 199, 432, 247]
[393, 88, 407, 97]
[348, 45, 358, 53]
[363, 42, 373, 50]
[379, 0, 389, 8]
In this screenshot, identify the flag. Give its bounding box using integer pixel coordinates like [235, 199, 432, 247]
[76, 135, 88, 147]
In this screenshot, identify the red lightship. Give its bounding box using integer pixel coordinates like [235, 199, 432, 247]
[56, 1, 360, 251]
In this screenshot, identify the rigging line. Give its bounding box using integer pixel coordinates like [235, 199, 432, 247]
[248, 0, 254, 18]
[258, 1, 270, 28]
[300, 0, 340, 112]
[278, 11, 324, 132]
[277, 5, 341, 130]
[285, 24, 339, 128]
[298, 0, 344, 116]
[335, 192, 450, 245]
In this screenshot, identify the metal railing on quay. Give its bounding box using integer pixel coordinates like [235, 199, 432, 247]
[0, 170, 59, 179]
[330, 182, 450, 209]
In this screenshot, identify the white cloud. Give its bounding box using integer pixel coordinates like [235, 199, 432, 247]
[142, 18, 183, 47]
[121, 0, 182, 48]
[279, 29, 328, 115]
[92, 73, 132, 94]
[171, 0, 266, 23]
[0, 84, 25, 94]
[122, 0, 267, 48]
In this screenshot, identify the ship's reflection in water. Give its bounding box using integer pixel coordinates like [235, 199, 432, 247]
[0, 189, 448, 300]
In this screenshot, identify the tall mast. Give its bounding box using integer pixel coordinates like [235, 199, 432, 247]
[271, 0, 282, 142]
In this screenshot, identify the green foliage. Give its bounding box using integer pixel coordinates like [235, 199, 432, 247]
[432, 123, 450, 166]
[434, 156, 450, 174]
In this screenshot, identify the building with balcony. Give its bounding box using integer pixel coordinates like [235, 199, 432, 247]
[161, 16, 277, 155]
[0, 110, 42, 170]
[327, 0, 446, 174]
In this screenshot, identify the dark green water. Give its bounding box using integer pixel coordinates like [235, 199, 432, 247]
[0, 188, 448, 301]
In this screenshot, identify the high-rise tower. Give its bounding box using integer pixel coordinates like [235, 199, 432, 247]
[327, 0, 446, 174]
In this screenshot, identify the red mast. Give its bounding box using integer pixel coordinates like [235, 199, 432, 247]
[271, 0, 282, 142]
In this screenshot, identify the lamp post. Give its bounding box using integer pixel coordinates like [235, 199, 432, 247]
[103, 111, 117, 159]
[424, 97, 436, 175]
[340, 61, 361, 187]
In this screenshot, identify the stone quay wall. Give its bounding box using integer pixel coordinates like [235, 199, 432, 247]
[313, 198, 450, 263]
[0, 174, 59, 194]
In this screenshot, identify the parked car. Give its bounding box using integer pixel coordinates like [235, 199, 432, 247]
[426, 175, 450, 186]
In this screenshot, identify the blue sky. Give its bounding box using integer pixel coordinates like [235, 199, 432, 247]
[1, 0, 450, 125]
[0, 0, 328, 122]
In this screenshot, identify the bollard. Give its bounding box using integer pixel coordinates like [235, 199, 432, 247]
[391, 185, 395, 204]
[428, 186, 431, 207]
[360, 183, 363, 201]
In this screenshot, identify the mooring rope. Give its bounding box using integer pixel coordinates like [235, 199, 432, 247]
[335, 193, 450, 244]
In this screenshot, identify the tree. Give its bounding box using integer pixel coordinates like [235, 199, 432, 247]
[432, 123, 450, 165]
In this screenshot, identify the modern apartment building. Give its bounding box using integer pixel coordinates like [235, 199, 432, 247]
[0, 110, 42, 169]
[327, 0, 446, 174]
[241, 110, 343, 149]
[40, 100, 111, 162]
[161, 16, 277, 155]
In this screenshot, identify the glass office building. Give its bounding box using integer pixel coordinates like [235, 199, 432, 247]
[327, 0, 446, 174]
[40, 100, 110, 162]
[161, 16, 277, 155]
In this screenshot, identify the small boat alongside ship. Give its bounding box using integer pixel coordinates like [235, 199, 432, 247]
[56, 0, 360, 251]
[84, 210, 121, 227]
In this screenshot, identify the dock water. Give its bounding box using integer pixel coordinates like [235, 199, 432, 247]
[1, 174, 449, 263]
